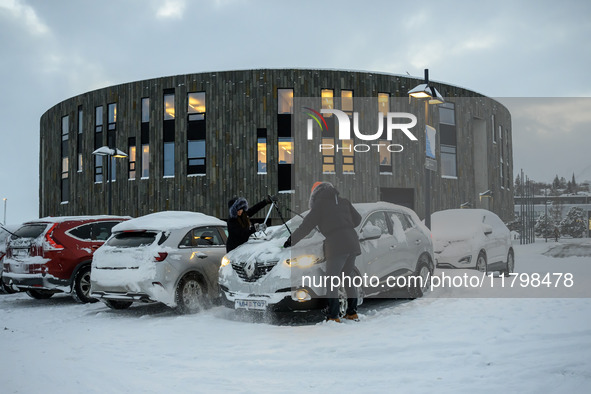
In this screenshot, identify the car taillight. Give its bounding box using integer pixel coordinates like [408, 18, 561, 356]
[45, 223, 64, 250]
[154, 252, 168, 262]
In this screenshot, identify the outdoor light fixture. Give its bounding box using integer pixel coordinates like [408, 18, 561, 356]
[408, 70, 445, 105]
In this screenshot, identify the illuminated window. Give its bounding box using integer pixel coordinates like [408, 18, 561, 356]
[278, 89, 293, 114]
[278, 138, 293, 164]
[108, 103, 117, 130]
[321, 89, 334, 116]
[342, 139, 355, 173]
[128, 137, 136, 180]
[257, 129, 267, 174]
[164, 93, 175, 120]
[378, 93, 389, 116]
[342, 90, 353, 116]
[187, 92, 206, 175]
[141, 145, 149, 178]
[322, 138, 335, 173]
[188, 92, 206, 121]
[379, 139, 391, 173]
[141, 98, 149, 178]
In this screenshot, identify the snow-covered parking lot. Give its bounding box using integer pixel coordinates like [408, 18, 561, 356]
[1, 239, 590, 393]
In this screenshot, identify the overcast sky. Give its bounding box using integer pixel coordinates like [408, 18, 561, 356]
[1, 0, 590, 224]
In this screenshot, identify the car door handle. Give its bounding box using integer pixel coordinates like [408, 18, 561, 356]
[390, 245, 397, 249]
[414, 240, 421, 245]
[197, 253, 208, 259]
[91, 245, 101, 249]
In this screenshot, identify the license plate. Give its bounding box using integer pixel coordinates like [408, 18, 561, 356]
[235, 299, 267, 310]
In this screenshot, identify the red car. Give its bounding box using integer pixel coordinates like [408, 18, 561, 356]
[2, 216, 129, 303]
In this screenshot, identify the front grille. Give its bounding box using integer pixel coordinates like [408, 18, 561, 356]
[232, 260, 278, 282]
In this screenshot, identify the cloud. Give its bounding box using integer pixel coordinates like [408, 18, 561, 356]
[155, 0, 186, 19]
[0, 0, 49, 35]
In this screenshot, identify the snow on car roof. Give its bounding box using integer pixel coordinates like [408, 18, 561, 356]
[431, 209, 492, 240]
[353, 201, 417, 217]
[112, 211, 225, 232]
[27, 215, 131, 224]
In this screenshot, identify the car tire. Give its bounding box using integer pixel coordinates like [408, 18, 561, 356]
[104, 299, 133, 310]
[26, 289, 54, 299]
[71, 265, 98, 304]
[475, 251, 487, 273]
[503, 250, 515, 277]
[174, 273, 209, 314]
[407, 255, 433, 299]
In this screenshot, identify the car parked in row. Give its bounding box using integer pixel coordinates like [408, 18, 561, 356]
[219, 202, 434, 316]
[1, 225, 20, 294]
[431, 209, 514, 275]
[90, 211, 228, 314]
[2, 216, 129, 302]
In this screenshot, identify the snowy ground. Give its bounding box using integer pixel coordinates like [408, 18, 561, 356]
[1, 238, 590, 393]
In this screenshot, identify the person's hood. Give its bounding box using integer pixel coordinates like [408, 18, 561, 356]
[229, 197, 248, 218]
[309, 182, 338, 209]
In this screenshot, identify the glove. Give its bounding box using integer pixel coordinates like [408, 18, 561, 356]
[266, 194, 278, 204]
[254, 223, 267, 232]
[283, 236, 292, 248]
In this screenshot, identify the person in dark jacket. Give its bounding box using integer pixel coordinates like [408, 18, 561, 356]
[284, 182, 362, 322]
[226, 196, 274, 253]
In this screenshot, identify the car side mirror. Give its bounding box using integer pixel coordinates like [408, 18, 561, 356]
[483, 224, 493, 235]
[361, 225, 382, 241]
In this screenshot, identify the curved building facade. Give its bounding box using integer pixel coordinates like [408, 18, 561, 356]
[40, 69, 513, 221]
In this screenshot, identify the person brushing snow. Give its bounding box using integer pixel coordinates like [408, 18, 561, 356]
[226, 195, 275, 252]
[284, 182, 362, 322]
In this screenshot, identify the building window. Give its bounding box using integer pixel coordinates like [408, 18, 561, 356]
[164, 93, 175, 120]
[108, 103, 117, 131]
[278, 89, 293, 114]
[378, 93, 389, 116]
[322, 138, 335, 173]
[141, 98, 150, 178]
[321, 89, 334, 114]
[77, 106, 83, 172]
[342, 139, 355, 173]
[163, 142, 174, 177]
[128, 137, 136, 180]
[278, 138, 293, 164]
[188, 92, 205, 121]
[499, 125, 504, 188]
[379, 139, 391, 173]
[439, 102, 457, 177]
[163, 90, 175, 177]
[94, 106, 103, 182]
[257, 128, 267, 174]
[61, 115, 69, 202]
[491, 114, 496, 143]
[342, 90, 353, 116]
[187, 92, 206, 176]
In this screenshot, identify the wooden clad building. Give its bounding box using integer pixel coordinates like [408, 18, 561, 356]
[39, 69, 513, 222]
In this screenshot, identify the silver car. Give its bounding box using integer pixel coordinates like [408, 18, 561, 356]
[91, 211, 228, 314]
[219, 202, 434, 315]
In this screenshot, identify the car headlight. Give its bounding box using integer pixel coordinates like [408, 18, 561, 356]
[458, 255, 472, 264]
[284, 254, 321, 268]
[220, 255, 231, 268]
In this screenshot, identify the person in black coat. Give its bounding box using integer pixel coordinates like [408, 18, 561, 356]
[226, 196, 274, 253]
[284, 182, 362, 322]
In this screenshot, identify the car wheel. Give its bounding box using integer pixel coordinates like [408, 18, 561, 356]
[71, 265, 98, 304]
[174, 273, 209, 314]
[26, 289, 54, 299]
[503, 250, 515, 277]
[104, 299, 133, 310]
[407, 255, 432, 299]
[475, 252, 487, 273]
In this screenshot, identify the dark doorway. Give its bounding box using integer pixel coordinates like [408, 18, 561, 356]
[380, 187, 415, 210]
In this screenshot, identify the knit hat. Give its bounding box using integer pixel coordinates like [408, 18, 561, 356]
[229, 197, 248, 218]
[311, 181, 323, 193]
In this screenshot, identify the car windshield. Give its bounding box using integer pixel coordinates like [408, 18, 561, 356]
[107, 231, 159, 248]
[270, 215, 317, 240]
[11, 223, 48, 239]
